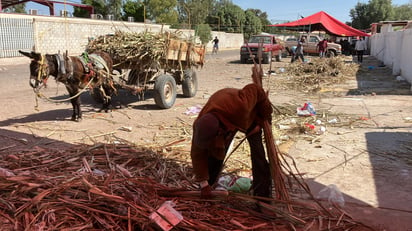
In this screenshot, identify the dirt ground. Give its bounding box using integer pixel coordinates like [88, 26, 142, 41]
[1, 50, 412, 230]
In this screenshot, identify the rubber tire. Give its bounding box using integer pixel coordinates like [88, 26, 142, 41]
[275, 53, 282, 62]
[240, 55, 248, 64]
[154, 74, 177, 109]
[326, 50, 336, 58]
[182, 69, 198, 98]
[262, 54, 271, 64]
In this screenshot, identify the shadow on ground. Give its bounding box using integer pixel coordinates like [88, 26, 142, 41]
[348, 56, 411, 96]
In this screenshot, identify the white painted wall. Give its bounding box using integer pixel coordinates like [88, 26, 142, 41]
[370, 28, 412, 84]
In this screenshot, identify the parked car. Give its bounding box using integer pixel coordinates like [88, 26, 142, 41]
[284, 34, 342, 57]
[240, 34, 284, 64]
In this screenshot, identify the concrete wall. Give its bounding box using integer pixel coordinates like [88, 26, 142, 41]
[370, 28, 412, 84]
[0, 13, 243, 57]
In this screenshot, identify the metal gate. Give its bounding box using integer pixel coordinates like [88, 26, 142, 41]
[0, 17, 34, 58]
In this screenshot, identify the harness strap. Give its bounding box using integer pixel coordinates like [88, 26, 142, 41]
[66, 55, 73, 80]
[57, 53, 66, 75]
[55, 54, 66, 80]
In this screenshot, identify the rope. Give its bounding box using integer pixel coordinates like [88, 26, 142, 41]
[33, 54, 128, 108]
[33, 76, 95, 104]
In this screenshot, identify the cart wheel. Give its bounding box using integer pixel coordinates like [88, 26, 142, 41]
[154, 74, 177, 109]
[182, 69, 198, 98]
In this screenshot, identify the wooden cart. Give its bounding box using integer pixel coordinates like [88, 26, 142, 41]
[88, 33, 205, 109]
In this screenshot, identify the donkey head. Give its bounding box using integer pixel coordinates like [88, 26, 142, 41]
[19, 50, 50, 89]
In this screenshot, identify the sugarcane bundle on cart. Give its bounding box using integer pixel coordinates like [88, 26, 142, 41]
[87, 30, 206, 109]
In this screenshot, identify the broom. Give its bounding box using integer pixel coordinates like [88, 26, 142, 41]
[251, 45, 291, 208]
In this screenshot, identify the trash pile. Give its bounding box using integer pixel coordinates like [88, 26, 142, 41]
[0, 143, 374, 230]
[270, 101, 381, 149]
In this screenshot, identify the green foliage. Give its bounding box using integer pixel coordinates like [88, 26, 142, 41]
[350, 0, 394, 30]
[196, 24, 212, 44]
[123, 0, 145, 22]
[216, 1, 245, 33]
[4, 3, 26, 13]
[178, 0, 213, 29]
[146, 0, 178, 24]
[350, 2, 370, 29]
[70, 0, 272, 36]
[368, 0, 394, 22]
[108, 0, 123, 20]
[245, 9, 271, 30]
[243, 10, 262, 39]
[74, 0, 108, 18]
[392, 3, 412, 20]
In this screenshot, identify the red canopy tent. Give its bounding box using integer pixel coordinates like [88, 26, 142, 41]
[269, 11, 369, 37]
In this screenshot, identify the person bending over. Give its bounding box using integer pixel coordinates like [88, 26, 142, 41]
[190, 83, 273, 199]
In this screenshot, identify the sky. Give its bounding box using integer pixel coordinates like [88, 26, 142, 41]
[25, 0, 412, 23]
[233, 0, 412, 23]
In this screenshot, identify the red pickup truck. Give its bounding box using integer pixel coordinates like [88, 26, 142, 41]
[240, 34, 284, 64]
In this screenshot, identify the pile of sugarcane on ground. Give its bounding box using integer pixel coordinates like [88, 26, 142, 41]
[0, 142, 374, 230]
[272, 57, 359, 93]
[86, 30, 201, 71]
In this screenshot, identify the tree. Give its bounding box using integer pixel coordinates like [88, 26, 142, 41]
[73, 0, 109, 18]
[146, 0, 178, 24]
[108, 0, 122, 20]
[177, 0, 213, 29]
[350, 2, 370, 29]
[123, 0, 145, 22]
[392, 3, 412, 20]
[196, 24, 212, 44]
[3, 3, 26, 13]
[215, 1, 245, 33]
[243, 10, 262, 39]
[368, 0, 394, 22]
[350, 0, 394, 30]
[244, 9, 271, 31]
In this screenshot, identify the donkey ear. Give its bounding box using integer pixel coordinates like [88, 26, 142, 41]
[19, 50, 41, 60]
[19, 50, 33, 58]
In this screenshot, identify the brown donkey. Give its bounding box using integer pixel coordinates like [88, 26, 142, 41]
[19, 50, 116, 121]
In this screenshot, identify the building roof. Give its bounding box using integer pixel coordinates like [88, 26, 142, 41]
[1, 0, 93, 15]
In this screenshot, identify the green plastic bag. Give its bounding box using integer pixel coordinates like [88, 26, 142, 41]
[228, 177, 252, 193]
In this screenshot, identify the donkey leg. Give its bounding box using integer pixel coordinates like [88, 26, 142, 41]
[102, 97, 112, 113]
[70, 95, 82, 121]
[101, 85, 114, 113]
[67, 87, 82, 122]
[75, 95, 82, 121]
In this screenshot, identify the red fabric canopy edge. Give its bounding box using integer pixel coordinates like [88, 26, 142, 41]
[269, 11, 369, 37]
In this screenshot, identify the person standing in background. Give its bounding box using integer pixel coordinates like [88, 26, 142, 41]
[317, 39, 328, 58]
[292, 36, 305, 63]
[212, 36, 219, 54]
[355, 37, 367, 63]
